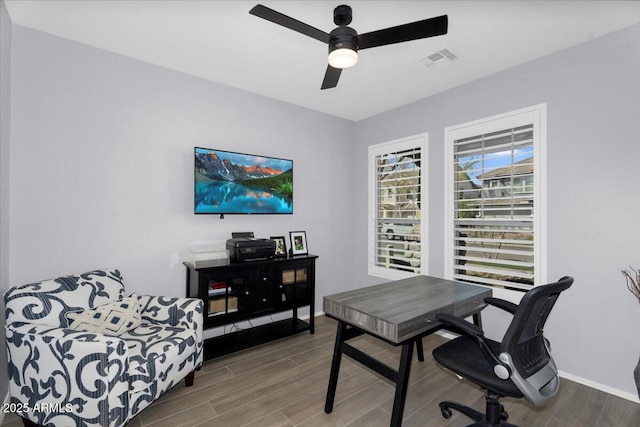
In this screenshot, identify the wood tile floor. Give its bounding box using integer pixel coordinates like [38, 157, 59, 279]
[3, 315, 639, 426]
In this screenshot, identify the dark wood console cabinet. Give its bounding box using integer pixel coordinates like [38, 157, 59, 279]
[185, 254, 317, 360]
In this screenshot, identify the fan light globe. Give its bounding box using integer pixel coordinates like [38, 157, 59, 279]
[328, 48, 358, 69]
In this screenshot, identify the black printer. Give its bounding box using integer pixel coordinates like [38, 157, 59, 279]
[226, 238, 276, 262]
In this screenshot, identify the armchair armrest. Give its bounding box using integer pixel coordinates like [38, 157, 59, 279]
[484, 297, 518, 315]
[137, 296, 204, 367]
[137, 296, 203, 330]
[5, 322, 130, 427]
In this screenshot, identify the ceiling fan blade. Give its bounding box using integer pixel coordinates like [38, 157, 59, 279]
[321, 65, 342, 90]
[249, 4, 330, 44]
[357, 15, 448, 50]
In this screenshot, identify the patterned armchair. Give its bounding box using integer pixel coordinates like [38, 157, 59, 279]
[4, 269, 203, 427]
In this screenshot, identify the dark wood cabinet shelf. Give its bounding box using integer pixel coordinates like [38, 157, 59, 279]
[203, 318, 310, 359]
[185, 254, 317, 360]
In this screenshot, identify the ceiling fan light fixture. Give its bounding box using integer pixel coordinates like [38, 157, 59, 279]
[328, 26, 358, 69]
[328, 48, 358, 69]
[250, 4, 449, 89]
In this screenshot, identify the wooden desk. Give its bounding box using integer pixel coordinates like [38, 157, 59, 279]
[323, 275, 492, 427]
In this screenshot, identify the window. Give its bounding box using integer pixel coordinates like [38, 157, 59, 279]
[368, 134, 427, 279]
[445, 105, 546, 290]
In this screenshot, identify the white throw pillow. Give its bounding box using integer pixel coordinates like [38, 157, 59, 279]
[66, 296, 141, 336]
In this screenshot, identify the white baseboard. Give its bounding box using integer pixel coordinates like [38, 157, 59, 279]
[435, 330, 458, 340]
[558, 370, 640, 404]
[300, 310, 325, 321]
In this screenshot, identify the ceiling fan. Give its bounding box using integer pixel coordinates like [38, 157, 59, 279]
[249, 4, 448, 90]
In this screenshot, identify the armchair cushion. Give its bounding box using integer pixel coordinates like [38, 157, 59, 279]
[4, 269, 125, 327]
[123, 324, 198, 393]
[66, 295, 142, 336]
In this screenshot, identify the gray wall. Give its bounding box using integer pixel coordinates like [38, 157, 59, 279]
[8, 24, 354, 322]
[0, 0, 12, 405]
[352, 23, 640, 399]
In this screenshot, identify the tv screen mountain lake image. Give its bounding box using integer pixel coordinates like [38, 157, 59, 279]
[195, 147, 293, 214]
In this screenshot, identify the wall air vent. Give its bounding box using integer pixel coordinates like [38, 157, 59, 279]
[419, 48, 461, 68]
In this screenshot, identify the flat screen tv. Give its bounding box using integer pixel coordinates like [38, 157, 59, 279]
[194, 147, 293, 215]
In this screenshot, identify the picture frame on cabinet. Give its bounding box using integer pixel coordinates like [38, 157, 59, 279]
[289, 231, 308, 256]
[270, 236, 287, 258]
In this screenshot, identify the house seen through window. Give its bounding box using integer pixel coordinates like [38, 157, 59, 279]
[368, 134, 427, 279]
[446, 105, 546, 290]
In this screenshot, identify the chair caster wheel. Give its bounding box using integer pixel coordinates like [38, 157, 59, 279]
[441, 408, 453, 419]
[499, 403, 508, 420]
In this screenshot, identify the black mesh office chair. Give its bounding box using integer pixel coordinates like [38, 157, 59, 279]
[432, 276, 574, 427]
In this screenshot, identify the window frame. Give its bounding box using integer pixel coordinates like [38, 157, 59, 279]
[444, 104, 547, 294]
[368, 133, 428, 280]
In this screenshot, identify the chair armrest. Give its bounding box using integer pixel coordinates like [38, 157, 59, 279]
[436, 313, 484, 337]
[435, 313, 511, 380]
[5, 322, 130, 427]
[137, 296, 203, 331]
[484, 297, 518, 315]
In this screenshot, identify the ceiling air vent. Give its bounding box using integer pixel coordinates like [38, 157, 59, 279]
[419, 48, 460, 68]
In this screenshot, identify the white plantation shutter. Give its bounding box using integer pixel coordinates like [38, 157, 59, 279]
[446, 106, 546, 291]
[369, 134, 427, 279]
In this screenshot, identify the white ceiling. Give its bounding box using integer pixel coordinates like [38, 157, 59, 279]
[5, 1, 640, 121]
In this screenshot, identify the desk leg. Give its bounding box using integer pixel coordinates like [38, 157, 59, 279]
[325, 321, 346, 414]
[415, 338, 424, 362]
[473, 312, 483, 329]
[390, 340, 414, 427]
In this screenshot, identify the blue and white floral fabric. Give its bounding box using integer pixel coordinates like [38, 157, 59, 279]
[4, 269, 203, 427]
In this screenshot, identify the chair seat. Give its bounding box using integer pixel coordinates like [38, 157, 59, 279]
[433, 335, 524, 398]
[122, 324, 197, 393]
